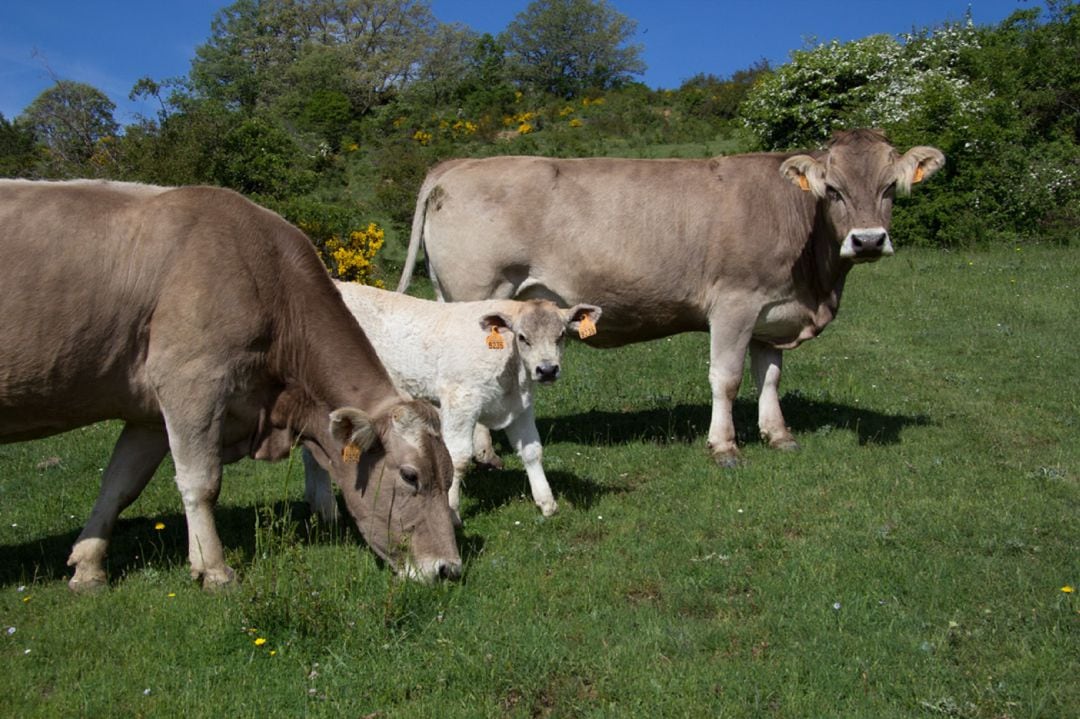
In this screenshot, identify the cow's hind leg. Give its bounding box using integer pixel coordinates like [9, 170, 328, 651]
[503, 407, 557, 517]
[750, 340, 798, 451]
[471, 423, 503, 470]
[67, 423, 169, 592]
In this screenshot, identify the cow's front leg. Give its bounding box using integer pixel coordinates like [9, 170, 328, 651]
[750, 340, 798, 451]
[503, 406, 557, 516]
[439, 400, 480, 527]
[707, 319, 754, 467]
[161, 408, 234, 589]
[67, 423, 169, 592]
[302, 448, 340, 524]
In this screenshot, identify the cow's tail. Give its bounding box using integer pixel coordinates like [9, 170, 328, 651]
[396, 173, 438, 294]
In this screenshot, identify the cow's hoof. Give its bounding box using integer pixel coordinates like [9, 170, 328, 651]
[770, 437, 800, 452]
[710, 447, 742, 468]
[473, 453, 504, 471]
[68, 574, 108, 593]
[198, 566, 237, 591]
[538, 500, 558, 517]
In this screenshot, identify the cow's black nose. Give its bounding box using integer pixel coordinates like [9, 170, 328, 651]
[852, 230, 887, 252]
[437, 560, 462, 581]
[536, 364, 560, 382]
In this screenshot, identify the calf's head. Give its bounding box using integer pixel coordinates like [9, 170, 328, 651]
[316, 399, 461, 583]
[480, 300, 602, 384]
[780, 129, 944, 262]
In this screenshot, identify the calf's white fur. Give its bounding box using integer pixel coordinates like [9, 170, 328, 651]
[305, 282, 600, 521]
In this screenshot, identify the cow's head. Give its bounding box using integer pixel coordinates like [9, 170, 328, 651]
[780, 129, 944, 263]
[480, 300, 602, 384]
[313, 399, 461, 583]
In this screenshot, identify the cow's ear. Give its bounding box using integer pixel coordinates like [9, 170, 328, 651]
[479, 312, 512, 333]
[895, 146, 945, 195]
[779, 155, 827, 198]
[566, 304, 602, 339]
[329, 407, 379, 462]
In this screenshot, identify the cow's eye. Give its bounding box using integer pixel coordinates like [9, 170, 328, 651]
[826, 185, 843, 202]
[400, 466, 420, 490]
[518, 333, 530, 346]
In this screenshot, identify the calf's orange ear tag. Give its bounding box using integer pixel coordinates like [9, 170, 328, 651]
[913, 164, 926, 184]
[486, 327, 506, 350]
[797, 175, 810, 192]
[342, 442, 362, 464]
[577, 314, 597, 339]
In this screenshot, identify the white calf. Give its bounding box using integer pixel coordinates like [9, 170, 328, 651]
[305, 282, 601, 521]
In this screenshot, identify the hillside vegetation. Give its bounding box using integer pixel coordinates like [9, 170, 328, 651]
[2, 0, 1077, 284]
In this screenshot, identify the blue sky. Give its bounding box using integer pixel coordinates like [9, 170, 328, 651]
[1, 0, 1029, 124]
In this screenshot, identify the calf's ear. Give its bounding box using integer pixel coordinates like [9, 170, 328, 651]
[895, 146, 945, 195]
[479, 312, 513, 333]
[566, 304, 602, 339]
[779, 155, 827, 198]
[329, 407, 379, 461]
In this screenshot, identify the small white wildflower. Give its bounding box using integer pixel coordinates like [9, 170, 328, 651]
[143, 688, 151, 696]
[16, 585, 26, 593]
[833, 602, 842, 611]
[6, 627, 15, 635]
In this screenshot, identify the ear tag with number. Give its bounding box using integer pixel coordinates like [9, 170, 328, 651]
[913, 165, 925, 184]
[577, 314, 597, 339]
[342, 442, 361, 464]
[797, 175, 810, 192]
[485, 327, 506, 350]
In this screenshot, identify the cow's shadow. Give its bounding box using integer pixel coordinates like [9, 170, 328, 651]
[461, 468, 615, 521]
[0, 499, 486, 589]
[536, 394, 932, 448]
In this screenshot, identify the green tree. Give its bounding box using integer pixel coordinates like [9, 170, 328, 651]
[502, 0, 645, 98]
[0, 113, 38, 177]
[192, 0, 437, 117]
[20, 81, 119, 176]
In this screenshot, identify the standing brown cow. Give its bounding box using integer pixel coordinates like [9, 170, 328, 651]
[0, 180, 461, 589]
[398, 130, 944, 465]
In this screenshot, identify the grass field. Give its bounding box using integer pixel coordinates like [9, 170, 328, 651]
[0, 244, 1076, 718]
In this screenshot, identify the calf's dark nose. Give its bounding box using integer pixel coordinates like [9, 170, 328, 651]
[536, 363, 560, 383]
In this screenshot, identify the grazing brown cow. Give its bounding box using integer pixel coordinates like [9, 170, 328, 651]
[398, 130, 944, 465]
[0, 179, 461, 590]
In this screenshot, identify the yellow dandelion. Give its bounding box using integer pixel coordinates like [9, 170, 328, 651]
[154, 522, 165, 531]
[269, 650, 277, 656]
[167, 592, 176, 598]
[1062, 585, 1075, 594]
[254, 637, 267, 646]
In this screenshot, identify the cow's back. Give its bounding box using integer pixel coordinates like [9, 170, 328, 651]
[419, 155, 813, 346]
[0, 181, 291, 441]
[335, 283, 517, 402]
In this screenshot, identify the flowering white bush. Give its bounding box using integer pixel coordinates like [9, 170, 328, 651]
[741, 20, 986, 149]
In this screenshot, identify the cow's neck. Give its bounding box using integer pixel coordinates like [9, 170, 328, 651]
[270, 259, 402, 438]
[795, 211, 853, 336]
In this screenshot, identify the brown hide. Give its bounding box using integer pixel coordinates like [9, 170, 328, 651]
[399, 130, 944, 464]
[0, 180, 460, 589]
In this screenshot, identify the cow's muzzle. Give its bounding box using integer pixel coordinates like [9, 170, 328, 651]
[534, 362, 561, 383]
[841, 227, 894, 262]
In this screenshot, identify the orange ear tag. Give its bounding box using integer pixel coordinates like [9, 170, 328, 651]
[485, 327, 506, 350]
[577, 314, 597, 339]
[797, 175, 810, 192]
[913, 165, 925, 184]
[342, 443, 361, 464]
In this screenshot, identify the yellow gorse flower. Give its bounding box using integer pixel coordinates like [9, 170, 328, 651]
[324, 223, 385, 285]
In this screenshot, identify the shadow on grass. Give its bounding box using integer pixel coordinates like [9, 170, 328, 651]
[537, 395, 932, 448]
[0, 498, 483, 590]
[461, 467, 617, 521]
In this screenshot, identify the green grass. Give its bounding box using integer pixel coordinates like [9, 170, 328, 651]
[0, 245, 1076, 718]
